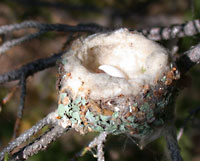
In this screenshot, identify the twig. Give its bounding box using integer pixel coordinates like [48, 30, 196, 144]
[177, 106, 200, 141]
[0, 51, 63, 84]
[176, 42, 200, 74]
[164, 126, 183, 161]
[0, 21, 109, 54]
[139, 19, 200, 41]
[12, 74, 27, 139]
[81, 132, 108, 161]
[0, 21, 108, 34]
[0, 30, 45, 54]
[0, 86, 17, 112]
[0, 111, 59, 161]
[11, 125, 69, 161]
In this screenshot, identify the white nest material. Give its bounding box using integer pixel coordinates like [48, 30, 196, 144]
[62, 29, 170, 100]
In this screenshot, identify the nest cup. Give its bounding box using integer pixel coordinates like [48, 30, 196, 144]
[57, 29, 180, 148]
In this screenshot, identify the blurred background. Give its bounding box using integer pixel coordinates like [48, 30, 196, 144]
[0, 0, 200, 161]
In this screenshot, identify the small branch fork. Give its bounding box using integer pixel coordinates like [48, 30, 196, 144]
[0, 111, 69, 161]
[81, 132, 108, 161]
[0, 19, 200, 161]
[12, 125, 69, 160]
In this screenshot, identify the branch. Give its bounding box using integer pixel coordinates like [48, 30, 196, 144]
[0, 111, 60, 161]
[0, 51, 63, 84]
[11, 125, 69, 161]
[0, 21, 109, 34]
[176, 42, 200, 74]
[81, 132, 108, 161]
[0, 31, 45, 54]
[12, 74, 27, 139]
[0, 21, 109, 54]
[164, 126, 183, 161]
[139, 19, 200, 41]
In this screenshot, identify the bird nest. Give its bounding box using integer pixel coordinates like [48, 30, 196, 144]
[56, 29, 180, 148]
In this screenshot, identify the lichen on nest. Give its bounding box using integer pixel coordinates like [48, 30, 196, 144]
[56, 28, 180, 148]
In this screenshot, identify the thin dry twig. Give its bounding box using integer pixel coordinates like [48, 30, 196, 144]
[12, 74, 27, 139]
[12, 125, 69, 161]
[0, 21, 108, 34]
[176, 42, 200, 74]
[139, 19, 200, 41]
[0, 51, 63, 84]
[81, 132, 108, 161]
[0, 86, 17, 112]
[0, 30, 45, 54]
[0, 21, 109, 54]
[0, 111, 60, 161]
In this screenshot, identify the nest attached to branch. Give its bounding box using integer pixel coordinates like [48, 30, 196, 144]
[56, 29, 180, 148]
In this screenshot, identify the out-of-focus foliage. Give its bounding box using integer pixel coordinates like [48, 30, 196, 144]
[0, 0, 200, 161]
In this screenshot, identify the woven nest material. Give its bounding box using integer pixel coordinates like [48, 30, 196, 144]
[56, 29, 180, 148]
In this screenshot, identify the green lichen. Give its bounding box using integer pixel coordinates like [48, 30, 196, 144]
[112, 112, 119, 119]
[72, 111, 81, 124]
[146, 111, 154, 121]
[133, 103, 138, 107]
[100, 115, 110, 122]
[58, 104, 66, 117]
[60, 93, 67, 100]
[85, 110, 96, 122]
[105, 122, 117, 133]
[137, 123, 152, 136]
[72, 104, 80, 112]
[141, 66, 146, 73]
[70, 118, 77, 124]
[140, 102, 150, 112]
[153, 118, 164, 126]
[161, 75, 166, 82]
[127, 116, 135, 122]
[92, 125, 104, 132]
[74, 96, 82, 104]
[119, 124, 126, 131]
[81, 99, 87, 106]
[57, 93, 167, 137]
[61, 58, 68, 65]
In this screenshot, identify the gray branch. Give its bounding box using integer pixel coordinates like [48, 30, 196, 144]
[176, 42, 200, 74]
[12, 74, 27, 139]
[12, 125, 69, 161]
[0, 111, 62, 161]
[88, 132, 108, 161]
[139, 19, 200, 41]
[164, 126, 183, 161]
[0, 30, 45, 54]
[0, 51, 63, 84]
